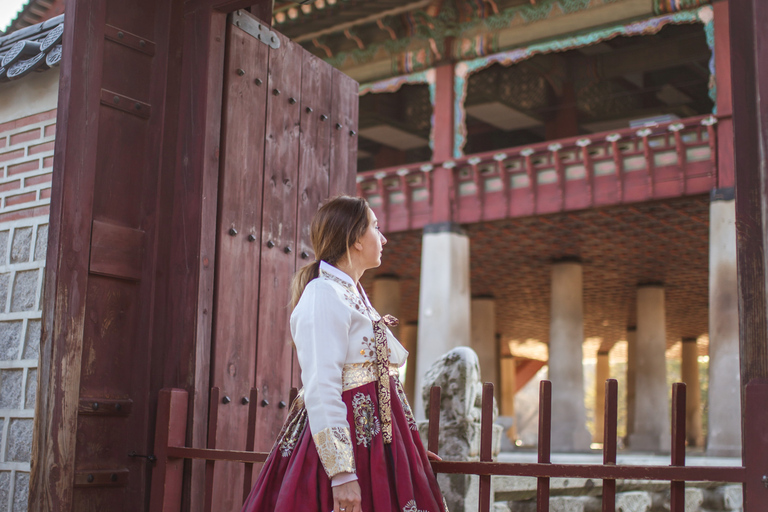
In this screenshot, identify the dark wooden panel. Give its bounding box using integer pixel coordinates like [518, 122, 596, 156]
[292, 51, 333, 389]
[209, 16, 270, 511]
[329, 67, 358, 196]
[253, 29, 302, 454]
[29, 1, 108, 509]
[89, 220, 145, 281]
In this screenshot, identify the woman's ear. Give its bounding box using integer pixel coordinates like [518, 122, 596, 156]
[353, 239, 363, 251]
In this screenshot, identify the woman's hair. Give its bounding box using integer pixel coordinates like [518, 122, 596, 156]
[289, 195, 370, 309]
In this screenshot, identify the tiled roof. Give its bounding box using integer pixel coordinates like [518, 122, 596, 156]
[0, 14, 63, 82]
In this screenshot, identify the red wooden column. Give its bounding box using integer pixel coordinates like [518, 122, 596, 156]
[728, 0, 768, 508]
[431, 63, 455, 224]
[714, 0, 734, 190]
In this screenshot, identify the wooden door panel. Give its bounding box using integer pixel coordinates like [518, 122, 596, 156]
[209, 11, 358, 511]
[329, 68, 359, 196]
[210, 19, 270, 511]
[253, 29, 303, 452]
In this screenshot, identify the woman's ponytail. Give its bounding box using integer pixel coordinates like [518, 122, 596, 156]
[289, 195, 370, 310]
[289, 260, 320, 310]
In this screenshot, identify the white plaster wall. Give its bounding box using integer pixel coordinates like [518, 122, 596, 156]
[0, 71, 59, 126]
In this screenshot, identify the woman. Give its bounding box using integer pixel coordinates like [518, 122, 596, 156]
[241, 196, 447, 512]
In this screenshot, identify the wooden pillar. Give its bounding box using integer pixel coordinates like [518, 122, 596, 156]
[681, 338, 704, 448]
[401, 322, 418, 406]
[372, 275, 401, 340]
[625, 326, 637, 444]
[594, 351, 610, 444]
[714, 1, 734, 189]
[728, 0, 768, 506]
[431, 63, 455, 223]
[500, 356, 517, 443]
[545, 81, 579, 141]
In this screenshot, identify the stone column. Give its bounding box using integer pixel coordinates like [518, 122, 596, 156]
[628, 285, 670, 452]
[372, 275, 401, 340]
[471, 297, 498, 401]
[414, 223, 471, 420]
[548, 261, 591, 451]
[681, 338, 704, 447]
[401, 322, 418, 405]
[594, 351, 610, 444]
[625, 327, 637, 444]
[707, 196, 741, 456]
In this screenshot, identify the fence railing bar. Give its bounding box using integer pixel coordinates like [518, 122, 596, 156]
[204, 387, 220, 512]
[167, 446, 269, 464]
[428, 386, 441, 456]
[242, 388, 259, 503]
[670, 383, 687, 512]
[602, 379, 618, 512]
[428, 461, 745, 481]
[479, 383, 494, 512]
[537, 380, 552, 512]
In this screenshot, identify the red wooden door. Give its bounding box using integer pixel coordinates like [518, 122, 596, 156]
[210, 11, 357, 510]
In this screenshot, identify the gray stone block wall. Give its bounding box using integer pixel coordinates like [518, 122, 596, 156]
[0, 218, 47, 512]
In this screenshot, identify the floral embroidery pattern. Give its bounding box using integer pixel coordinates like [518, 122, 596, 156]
[361, 336, 376, 358]
[352, 392, 381, 446]
[313, 426, 355, 478]
[274, 392, 306, 457]
[394, 378, 418, 431]
[403, 500, 428, 512]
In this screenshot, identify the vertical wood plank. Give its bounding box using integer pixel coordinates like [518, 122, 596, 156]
[292, 51, 333, 387]
[479, 383, 494, 512]
[537, 380, 552, 512]
[669, 383, 686, 512]
[254, 30, 303, 453]
[329, 67, 359, 196]
[210, 17, 269, 511]
[428, 386, 441, 455]
[602, 379, 617, 512]
[149, 388, 189, 512]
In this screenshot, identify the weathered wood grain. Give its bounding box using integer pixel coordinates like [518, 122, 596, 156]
[209, 16, 270, 511]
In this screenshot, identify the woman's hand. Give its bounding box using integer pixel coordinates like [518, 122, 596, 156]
[332, 479, 362, 512]
[427, 450, 442, 461]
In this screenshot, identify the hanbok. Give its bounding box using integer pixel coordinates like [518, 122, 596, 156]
[241, 261, 447, 512]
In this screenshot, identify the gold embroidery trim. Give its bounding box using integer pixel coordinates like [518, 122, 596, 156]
[342, 362, 399, 392]
[312, 426, 355, 478]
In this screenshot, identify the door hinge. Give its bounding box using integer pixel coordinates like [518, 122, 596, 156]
[230, 11, 280, 49]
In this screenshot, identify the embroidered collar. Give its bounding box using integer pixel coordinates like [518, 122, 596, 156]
[319, 261, 355, 289]
[319, 261, 374, 310]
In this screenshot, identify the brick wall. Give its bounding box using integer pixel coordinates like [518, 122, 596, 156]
[0, 108, 54, 511]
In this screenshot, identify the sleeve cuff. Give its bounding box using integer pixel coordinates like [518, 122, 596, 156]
[330, 472, 358, 487]
[312, 426, 356, 478]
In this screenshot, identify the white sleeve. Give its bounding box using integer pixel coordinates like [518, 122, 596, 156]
[292, 283, 356, 479]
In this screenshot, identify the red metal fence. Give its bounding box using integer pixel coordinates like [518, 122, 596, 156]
[357, 115, 719, 233]
[149, 378, 767, 511]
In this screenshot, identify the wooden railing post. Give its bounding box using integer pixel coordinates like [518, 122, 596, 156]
[602, 379, 618, 512]
[743, 380, 768, 510]
[149, 388, 189, 512]
[537, 380, 552, 512]
[479, 383, 494, 512]
[670, 383, 687, 512]
[428, 386, 441, 456]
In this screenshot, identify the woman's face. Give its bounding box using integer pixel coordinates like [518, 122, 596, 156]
[356, 208, 387, 269]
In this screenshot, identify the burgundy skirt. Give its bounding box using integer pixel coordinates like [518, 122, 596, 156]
[241, 376, 447, 512]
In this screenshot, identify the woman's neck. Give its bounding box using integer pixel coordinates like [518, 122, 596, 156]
[333, 259, 363, 285]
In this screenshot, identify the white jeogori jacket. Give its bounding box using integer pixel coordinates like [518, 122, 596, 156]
[290, 260, 408, 481]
